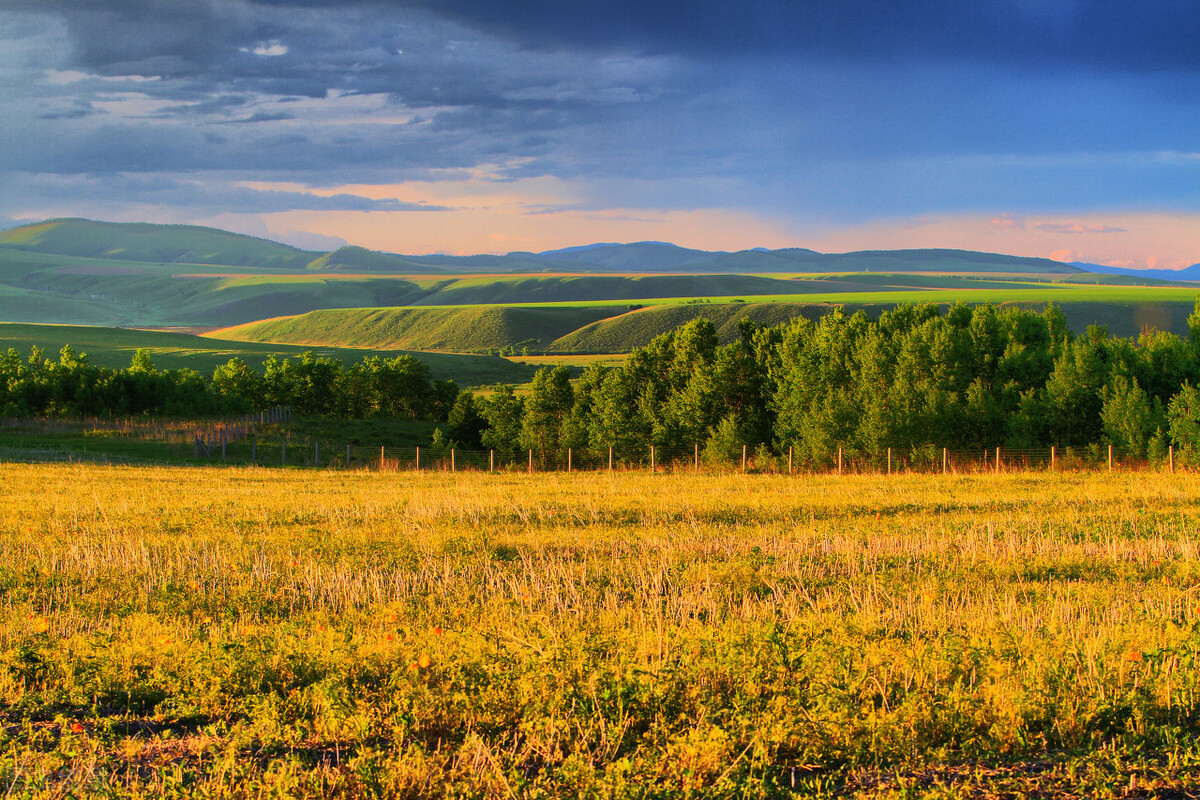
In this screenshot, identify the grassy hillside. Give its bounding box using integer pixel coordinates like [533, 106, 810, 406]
[0, 220, 1193, 341]
[0, 219, 1084, 275]
[551, 298, 1200, 352]
[0, 246, 441, 326]
[209, 294, 1200, 357]
[0, 218, 316, 268]
[547, 303, 833, 351]
[405, 274, 833, 305]
[305, 245, 445, 273]
[0, 283, 118, 325]
[0, 323, 535, 387]
[211, 306, 620, 352]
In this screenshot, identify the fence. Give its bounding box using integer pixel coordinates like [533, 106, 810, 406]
[190, 406, 291, 459]
[187, 438, 1189, 475]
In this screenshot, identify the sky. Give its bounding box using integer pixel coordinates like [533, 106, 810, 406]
[2, 1, 1199, 267]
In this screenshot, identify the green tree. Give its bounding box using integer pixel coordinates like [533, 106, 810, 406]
[1100, 375, 1161, 457]
[479, 385, 524, 460]
[588, 367, 651, 459]
[519, 366, 574, 464]
[1168, 383, 1200, 464]
[447, 391, 486, 449]
[212, 358, 264, 404]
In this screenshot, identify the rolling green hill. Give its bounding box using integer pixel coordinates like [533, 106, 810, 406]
[213, 296, 1200, 358]
[304, 245, 445, 273]
[211, 306, 619, 352]
[0, 219, 1085, 275]
[0, 218, 316, 268]
[404, 274, 850, 305]
[0, 323, 534, 387]
[0, 218, 1191, 349]
[546, 303, 830, 352]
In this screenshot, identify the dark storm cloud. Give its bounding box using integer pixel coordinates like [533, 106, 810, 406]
[24, 0, 1200, 82]
[410, 0, 1200, 74]
[38, 99, 100, 120]
[4, 0, 683, 182]
[4, 0, 1200, 229]
[0, 173, 452, 216]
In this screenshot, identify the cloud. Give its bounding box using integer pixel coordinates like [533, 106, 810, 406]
[0, 173, 453, 216]
[413, 0, 1200, 74]
[221, 110, 295, 124]
[988, 216, 1025, 231]
[3, 0, 1200, 260]
[1035, 221, 1127, 234]
[244, 40, 288, 57]
[38, 99, 101, 120]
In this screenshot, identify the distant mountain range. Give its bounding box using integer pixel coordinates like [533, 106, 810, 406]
[1071, 262, 1200, 282]
[0, 217, 1098, 275]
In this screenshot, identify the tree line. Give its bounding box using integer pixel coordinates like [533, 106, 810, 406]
[10, 302, 1200, 465]
[448, 302, 1200, 465]
[0, 347, 455, 421]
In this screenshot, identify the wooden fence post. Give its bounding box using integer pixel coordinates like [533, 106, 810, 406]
[838, 446, 843, 475]
[415, 446, 421, 470]
[651, 445, 656, 472]
[995, 446, 1001, 473]
[489, 449, 495, 473]
[1050, 445, 1056, 470]
[788, 445, 793, 475]
[451, 448, 456, 473]
[1108, 444, 1114, 471]
[529, 449, 534, 474]
[567, 448, 572, 473]
[608, 446, 613, 472]
[942, 447, 948, 474]
[741, 444, 747, 472]
[887, 447, 892, 475]
[380, 445, 385, 470]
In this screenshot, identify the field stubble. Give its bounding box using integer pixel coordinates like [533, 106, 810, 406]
[3, 467, 1200, 797]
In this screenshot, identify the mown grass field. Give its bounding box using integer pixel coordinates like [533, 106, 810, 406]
[4, 465, 1200, 797]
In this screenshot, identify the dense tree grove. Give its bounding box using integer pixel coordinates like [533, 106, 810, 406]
[478, 302, 1200, 465]
[11, 302, 1200, 465]
[0, 347, 455, 421]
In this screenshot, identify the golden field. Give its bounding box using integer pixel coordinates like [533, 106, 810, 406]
[2, 464, 1200, 797]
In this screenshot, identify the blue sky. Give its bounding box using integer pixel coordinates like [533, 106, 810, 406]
[3, 1, 1199, 266]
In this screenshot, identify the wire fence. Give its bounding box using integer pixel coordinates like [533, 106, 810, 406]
[1, 409, 1188, 474]
[189, 439, 1189, 475]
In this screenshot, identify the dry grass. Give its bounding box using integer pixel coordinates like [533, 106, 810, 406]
[3, 465, 1200, 797]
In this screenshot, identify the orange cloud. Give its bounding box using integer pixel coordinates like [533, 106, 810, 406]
[988, 215, 1025, 231]
[1050, 249, 1073, 263]
[1035, 221, 1126, 234]
[799, 212, 1200, 270]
